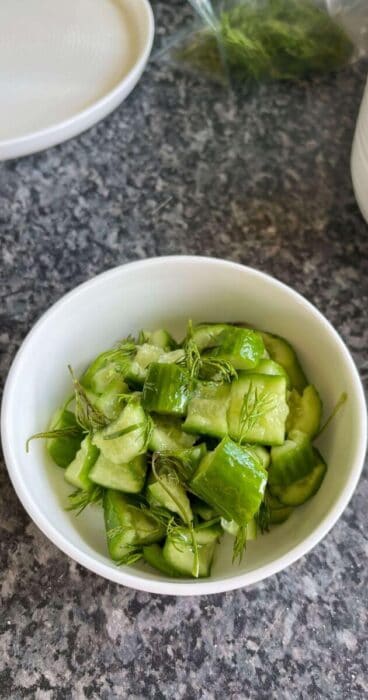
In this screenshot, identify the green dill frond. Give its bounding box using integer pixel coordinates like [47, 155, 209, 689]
[68, 366, 109, 433]
[232, 524, 247, 564]
[238, 381, 276, 440]
[66, 485, 104, 515]
[26, 425, 83, 453]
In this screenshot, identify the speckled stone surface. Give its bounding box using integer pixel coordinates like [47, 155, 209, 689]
[1, 2, 368, 698]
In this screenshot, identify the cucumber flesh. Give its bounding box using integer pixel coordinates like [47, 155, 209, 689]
[228, 374, 289, 446]
[271, 449, 327, 506]
[183, 381, 231, 438]
[103, 490, 165, 561]
[192, 497, 218, 521]
[143, 544, 183, 577]
[286, 385, 322, 438]
[93, 399, 148, 464]
[149, 416, 197, 452]
[64, 435, 99, 490]
[147, 475, 192, 523]
[260, 332, 307, 393]
[220, 517, 257, 539]
[125, 344, 164, 385]
[93, 377, 128, 420]
[90, 453, 147, 493]
[204, 326, 265, 370]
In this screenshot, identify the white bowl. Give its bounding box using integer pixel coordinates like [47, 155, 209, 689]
[0, 0, 154, 160]
[1, 257, 366, 595]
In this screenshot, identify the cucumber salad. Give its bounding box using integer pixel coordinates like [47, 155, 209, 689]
[28, 322, 328, 579]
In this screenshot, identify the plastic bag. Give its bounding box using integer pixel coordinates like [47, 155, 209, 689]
[161, 0, 368, 83]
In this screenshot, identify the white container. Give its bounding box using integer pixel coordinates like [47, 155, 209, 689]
[351, 77, 368, 223]
[1, 257, 367, 596]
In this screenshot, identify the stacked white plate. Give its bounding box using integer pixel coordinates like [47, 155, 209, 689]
[351, 77, 368, 223]
[0, 0, 154, 160]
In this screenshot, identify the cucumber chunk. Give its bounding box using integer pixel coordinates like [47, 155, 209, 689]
[162, 523, 222, 577]
[269, 506, 294, 524]
[260, 332, 307, 392]
[93, 377, 128, 420]
[93, 399, 148, 464]
[46, 408, 84, 468]
[147, 474, 192, 523]
[192, 497, 218, 521]
[151, 329, 177, 351]
[142, 363, 190, 416]
[204, 326, 265, 370]
[183, 381, 231, 438]
[125, 344, 164, 385]
[104, 490, 165, 561]
[286, 385, 322, 438]
[271, 449, 327, 506]
[243, 358, 291, 387]
[190, 436, 268, 525]
[143, 544, 183, 577]
[64, 435, 99, 490]
[149, 416, 197, 452]
[90, 453, 147, 493]
[228, 374, 289, 446]
[268, 430, 315, 488]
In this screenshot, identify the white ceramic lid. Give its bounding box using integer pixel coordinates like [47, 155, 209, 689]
[0, 0, 154, 160]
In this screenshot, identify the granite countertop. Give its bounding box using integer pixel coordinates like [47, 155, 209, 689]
[1, 1, 368, 697]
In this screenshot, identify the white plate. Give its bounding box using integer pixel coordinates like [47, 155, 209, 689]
[0, 0, 154, 160]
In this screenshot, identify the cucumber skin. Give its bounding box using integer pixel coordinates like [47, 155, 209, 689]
[205, 327, 265, 370]
[183, 381, 230, 439]
[47, 409, 84, 468]
[260, 332, 307, 393]
[142, 363, 190, 416]
[268, 430, 315, 488]
[190, 437, 268, 526]
[270, 450, 327, 506]
[143, 544, 183, 577]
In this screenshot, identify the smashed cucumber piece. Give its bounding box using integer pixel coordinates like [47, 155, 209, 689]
[147, 472, 193, 523]
[142, 363, 190, 416]
[228, 373, 289, 446]
[149, 416, 197, 452]
[104, 490, 165, 561]
[143, 544, 183, 577]
[183, 381, 231, 438]
[46, 408, 84, 468]
[90, 453, 147, 494]
[192, 323, 264, 369]
[286, 385, 322, 438]
[162, 523, 222, 577]
[268, 430, 315, 488]
[93, 399, 149, 464]
[271, 449, 327, 507]
[190, 436, 267, 525]
[64, 435, 99, 491]
[260, 332, 307, 393]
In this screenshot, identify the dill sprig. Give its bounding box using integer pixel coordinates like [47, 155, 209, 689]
[238, 381, 276, 441]
[316, 391, 347, 438]
[116, 549, 143, 567]
[26, 425, 83, 453]
[66, 485, 104, 515]
[255, 498, 271, 534]
[68, 366, 109, 433]
[181, 320, 237, 384]
[232, 524, 247, 564]
[177, 0, 353, 82]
